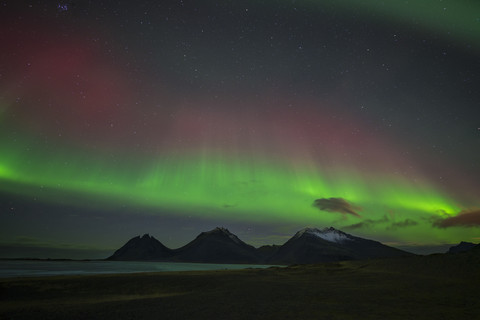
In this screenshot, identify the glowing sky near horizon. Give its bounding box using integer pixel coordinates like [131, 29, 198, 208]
[0, 0, 479, 255]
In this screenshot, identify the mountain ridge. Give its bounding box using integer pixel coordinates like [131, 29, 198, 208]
[108, 227, 413, 264]
[447, 241, 477, 254]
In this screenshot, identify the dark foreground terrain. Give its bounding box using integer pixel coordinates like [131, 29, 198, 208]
[1, 253, 479, 320]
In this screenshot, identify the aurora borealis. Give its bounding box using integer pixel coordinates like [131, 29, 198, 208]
[1, 0, 479, 257]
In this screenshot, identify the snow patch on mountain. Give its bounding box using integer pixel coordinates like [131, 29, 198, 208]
[295, 227, 352, 243]
[212, 227, 242, 244]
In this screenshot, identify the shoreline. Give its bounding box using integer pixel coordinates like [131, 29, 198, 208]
[1, 254, 479, 319]
[0, 259, 282, 279]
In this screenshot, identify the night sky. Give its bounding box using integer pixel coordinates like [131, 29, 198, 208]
[1, 0, 479, 258]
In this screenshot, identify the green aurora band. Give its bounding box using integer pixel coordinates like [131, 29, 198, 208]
[0, 130, 471, 245]
[0, 147, 458, 218]
[1, 0, 479, 246]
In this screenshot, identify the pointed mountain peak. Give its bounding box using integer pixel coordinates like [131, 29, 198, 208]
[211, 227, 231, 234]
[107, 233, 173, 261]
[200, 227, 242, 244]
[174, 227, 257, 263]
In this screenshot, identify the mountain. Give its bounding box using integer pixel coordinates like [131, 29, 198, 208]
[256, 245, 281, 262]
[107, 234, 173, 261]
[447, 241, 476, 254]
[172, 227, 259, 264]
[267, 227, 411, 264]
[107, 227, 412, 264]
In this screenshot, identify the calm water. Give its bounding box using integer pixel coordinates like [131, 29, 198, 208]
[0, 260, 276, 278]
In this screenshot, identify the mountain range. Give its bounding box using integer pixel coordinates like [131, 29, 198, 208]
[107, 227, 412, 264]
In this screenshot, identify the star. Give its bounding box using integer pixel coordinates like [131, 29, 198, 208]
[57, 3, 68, 12]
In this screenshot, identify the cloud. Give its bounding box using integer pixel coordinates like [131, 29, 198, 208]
[387, 219, 418, 230]
[433, 209, 480, 228]
[344, 216, 417, 231]
[313, 197, 361, 217]
[343, 216, 389, 230]
[343, 220, 373, 230]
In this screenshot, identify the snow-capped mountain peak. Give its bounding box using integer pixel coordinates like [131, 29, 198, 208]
[208, 227, 242, 244]
[294, 227, 352, 243]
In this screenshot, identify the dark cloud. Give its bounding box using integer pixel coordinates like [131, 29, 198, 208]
[343, 220, 373, 230]
[314, 198, 361, 217]
[344, 216, 417, 231]
[387, 219, 418, 230]
[343, 216, 389, 230]
[433, 209, 480, 228]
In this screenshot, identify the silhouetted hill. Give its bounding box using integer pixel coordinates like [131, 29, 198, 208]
[108, 227, 413, 264]
[447, 241, 476, 254]
[107, 234, 173, 261]
[173, 227, 259, 263]
[256, 244, 281, 262]
[267, 227, 411, 264]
